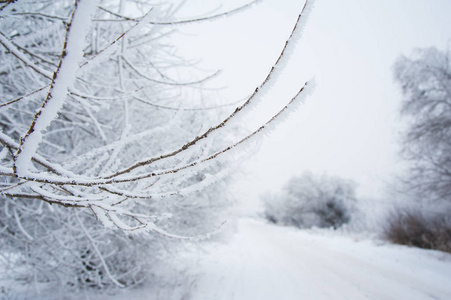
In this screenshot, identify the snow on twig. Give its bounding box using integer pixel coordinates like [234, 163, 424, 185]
[78, 8, 155, 76]
[104, 0, 315, 179]
[0, 85, 49, 108]
[148, 0, 261, 26]
[14, 207, 34, 241]
[76, 212, 125, 287]
[14, 0, 99, 176]
[0, 131, 78, 177]
[3, 79, 314, 189]
[0, 0, 316, 236]
[0, 32, 54, 79]
[121, 55, 221, 86]
[96, 0, 260, 25]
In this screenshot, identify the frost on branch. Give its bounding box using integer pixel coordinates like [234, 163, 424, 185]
[0, 0, 314, 236]
[0, 0, 315, 293]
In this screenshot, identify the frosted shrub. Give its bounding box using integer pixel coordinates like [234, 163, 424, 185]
[264, 172, 356, 229]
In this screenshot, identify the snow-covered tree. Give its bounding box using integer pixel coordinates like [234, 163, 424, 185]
[0, 0, 314, 233]
[264, 172, 356, 229]
[0, 0, 314, 294]
[394, 46, 451, 203]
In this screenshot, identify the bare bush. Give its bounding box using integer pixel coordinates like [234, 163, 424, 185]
[383, 208, 451, 253]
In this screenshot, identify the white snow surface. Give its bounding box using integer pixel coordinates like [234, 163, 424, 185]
[99, 217, 451, 300]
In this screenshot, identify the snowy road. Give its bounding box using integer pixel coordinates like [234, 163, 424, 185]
[189, 218, 451, 300]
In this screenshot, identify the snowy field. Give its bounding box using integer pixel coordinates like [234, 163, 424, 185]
[102, 218, 451, 300]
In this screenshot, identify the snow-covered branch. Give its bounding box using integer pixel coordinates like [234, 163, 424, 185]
[14, 0, 99, 176]
[0, 0, 315, 236]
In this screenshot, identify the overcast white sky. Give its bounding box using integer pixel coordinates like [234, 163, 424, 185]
[170, 0, 451, 211]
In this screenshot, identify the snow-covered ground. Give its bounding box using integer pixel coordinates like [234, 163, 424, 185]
[103, 217, 451, 300]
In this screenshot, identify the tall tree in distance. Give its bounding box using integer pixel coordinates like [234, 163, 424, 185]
[394, 46, 451, 203]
